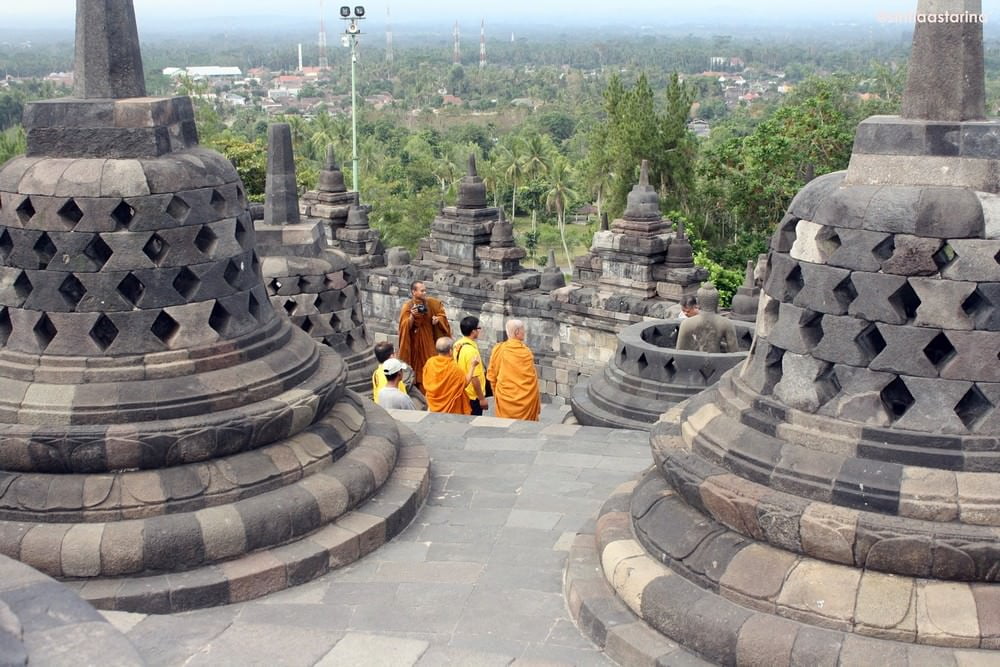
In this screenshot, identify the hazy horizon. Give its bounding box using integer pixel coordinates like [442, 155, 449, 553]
[3, 0, 955, 31]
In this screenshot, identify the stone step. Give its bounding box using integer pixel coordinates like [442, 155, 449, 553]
[564, 518, 713, 667]
[654, 394, 1000, 582]
[61, 424, 429, 614]
[570, 376, 659, 431]
[582, 477, 1000, 664]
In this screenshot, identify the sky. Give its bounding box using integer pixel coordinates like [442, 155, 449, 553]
[4, 0, 935, 30]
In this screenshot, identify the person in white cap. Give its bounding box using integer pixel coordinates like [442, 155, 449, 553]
[376, 358, 417, 410]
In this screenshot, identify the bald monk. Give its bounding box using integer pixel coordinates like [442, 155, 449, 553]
[423, 337, 479, 415]
[486, 319, 541, 421]
[398, 280, 451, 390]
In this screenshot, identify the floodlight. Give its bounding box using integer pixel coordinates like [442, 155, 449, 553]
[340, 6, 351, 17]
[354, 6, 365, 17]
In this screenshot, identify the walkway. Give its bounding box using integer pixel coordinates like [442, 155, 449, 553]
[101, 402, 653, 666]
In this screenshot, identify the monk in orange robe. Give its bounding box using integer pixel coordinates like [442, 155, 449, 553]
[486, 319, 541, 421]
[423, 337, 479, 415]
[398, 280, 451, 390]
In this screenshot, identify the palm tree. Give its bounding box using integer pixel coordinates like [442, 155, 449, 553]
[497, 145, 524, 221]
[544, 159, 579, 272]
[520, 134, 552, 183]
[307, 111, 351, 163]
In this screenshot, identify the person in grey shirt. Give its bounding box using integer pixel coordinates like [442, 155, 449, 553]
[376, 358, 416, 410]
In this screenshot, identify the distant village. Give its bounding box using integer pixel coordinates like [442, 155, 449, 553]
[1, 53, 822, 140]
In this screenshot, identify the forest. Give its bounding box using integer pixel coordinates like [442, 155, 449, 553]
[2, 24, 1000, 303]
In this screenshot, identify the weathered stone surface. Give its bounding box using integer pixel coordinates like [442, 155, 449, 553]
[73, 0, 146, 100]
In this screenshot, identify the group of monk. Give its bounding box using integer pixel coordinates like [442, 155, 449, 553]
[374, 280, 540, 421]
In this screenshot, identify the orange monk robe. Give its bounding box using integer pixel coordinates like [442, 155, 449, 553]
[422, 355, 472, 415]
[486, 340, 541, 421]
[397, 296, 451, 389]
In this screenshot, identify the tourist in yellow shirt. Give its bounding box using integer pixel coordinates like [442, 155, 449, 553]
[453, 316, 489, 416]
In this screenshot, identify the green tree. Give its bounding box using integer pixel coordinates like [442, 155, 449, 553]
[588, 72, 695, 219]
[0, 125, 26, 165]
[544, 158, 579, 272]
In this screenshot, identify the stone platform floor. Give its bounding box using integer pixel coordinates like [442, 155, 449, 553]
[101, 400, 654, 666]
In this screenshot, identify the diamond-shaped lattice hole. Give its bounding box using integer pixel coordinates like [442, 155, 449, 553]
[994, 248, 1000, 266]
[301, 316, 314, 334]
[663, 358, 677, 382]
[0, 308, 11, 345]
[224, 259, 241, 289]
[880, 376, 915, 421]
[762, 297, 780, 331]
[763, 345, 785, 395]
[194, 226, 218, 256]
[888, 281, 921, 322]
[58, 275, 87, 308]
[166, 195, 191, 222]
[0, 229, 13, 260]
[89, 314, 118, 350]
[955, 385, 993, 431]
[250, 251, 261, 276]
[800, 310, 824, 348]
[817, 226, 841, 258]
[961, 288, 991, 327]
[12, 271, 32, 301]
[110, 201, 135, 230]
[248, 292, 261, 321]
[873, 235, 895, 263]
[210, 189, 226, 214]
[57, 199, 84, 228]
[117, 273, 145, 306]
[151, 311, 179, 346]
[143, 233, 169, 266]
[815, 364, 841, 407]
[173, 267, 200, 299]
[82, 235, 113, 270]
[784, 264, 804, 300]
[328, 312, 340, 329]
[284, 298, 298, 315]
[635, 352, 648, 374]
[33, 232, 57, 270]
[313, 293, 326, 311]
[933, 243, 956, 271]
[699, 362, 715, 382]
[208, 301, 231, 336]
[832, 275, 858, 311]
[855, 323, 887, 362]
[16, 197, 35, 224]
[351, 305, 363, 326]
[619, 347, 628, 364]
[235, 218, 249, 247]
[33, 313, 57, 351]
[268, 277, 282, 294]
[923, 332, 956, 370]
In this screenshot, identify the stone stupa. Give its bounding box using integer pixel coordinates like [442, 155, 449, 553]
[0, 0, 427, 614]
[569, 1, 1000, 663]
[255, 123, 376, 392]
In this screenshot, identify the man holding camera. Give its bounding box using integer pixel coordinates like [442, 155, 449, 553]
[397, 280, 451, 391]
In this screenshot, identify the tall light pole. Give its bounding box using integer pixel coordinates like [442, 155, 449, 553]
[340, 6, 364, 194]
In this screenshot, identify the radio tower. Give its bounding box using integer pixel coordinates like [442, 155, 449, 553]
[318, 0, 329, 70]
[479, 19, 486, 70]
[453, 21, 460, 64]
[386, 6, 393, 66]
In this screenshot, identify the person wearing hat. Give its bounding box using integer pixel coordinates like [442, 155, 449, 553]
[376, 358, 417, 410]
